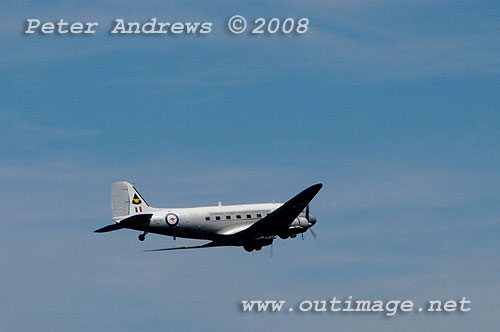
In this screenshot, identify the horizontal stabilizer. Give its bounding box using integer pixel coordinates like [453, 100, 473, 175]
[94, 223, 124, 233]
[119, 213, 153, 226]
[94, 214, 153, 233]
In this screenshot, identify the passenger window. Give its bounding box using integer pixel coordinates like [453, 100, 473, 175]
[236, 215, 241, 219]
[226, 215, 231, 220]
[205, 217, 210, 221]
[215, 216, 221, 220]
[246, 214, 251, 218]
[257, 213, 262, 218]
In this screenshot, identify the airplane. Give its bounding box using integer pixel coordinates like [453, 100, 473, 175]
[95, 181, 323, 252]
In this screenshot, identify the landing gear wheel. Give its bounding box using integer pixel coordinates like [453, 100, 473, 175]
[244, 245, 253, 252]
[138, 234, 146, 241]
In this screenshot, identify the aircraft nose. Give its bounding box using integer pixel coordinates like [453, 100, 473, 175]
[308, 214, 317, 226]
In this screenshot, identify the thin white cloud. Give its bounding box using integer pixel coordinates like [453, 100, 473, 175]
[324, 161, 499, 211]
[16, 124, 96, 138]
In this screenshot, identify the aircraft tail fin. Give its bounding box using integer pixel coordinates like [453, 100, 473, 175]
[111, 181, 153, 221]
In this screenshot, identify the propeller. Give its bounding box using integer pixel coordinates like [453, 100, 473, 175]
[309, 228, 317, 239]
[305, 204, 317, 239]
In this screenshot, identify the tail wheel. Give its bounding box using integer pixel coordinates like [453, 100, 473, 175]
[138, 234, 146, 241]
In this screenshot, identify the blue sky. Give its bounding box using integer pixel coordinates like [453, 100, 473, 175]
[1, 1, 499, 331]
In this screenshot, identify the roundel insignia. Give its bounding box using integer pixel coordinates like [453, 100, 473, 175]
[165, 213, 179, 226]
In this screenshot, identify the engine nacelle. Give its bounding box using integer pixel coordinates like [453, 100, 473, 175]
[253, 236, 274, 247]
[243, 236, 274, 251]
[290, 216, 310, 228]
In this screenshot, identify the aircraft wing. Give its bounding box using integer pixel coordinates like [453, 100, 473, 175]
[235, 183, 323, 237]
[144, 240, 228, 252]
